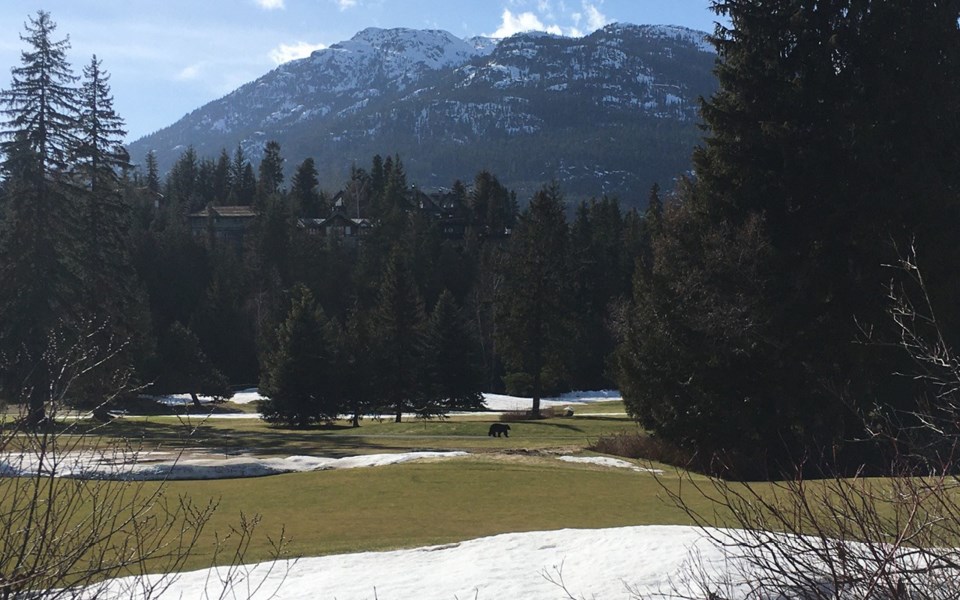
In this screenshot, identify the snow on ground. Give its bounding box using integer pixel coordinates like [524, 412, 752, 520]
[228, 388, 267, 405]
[558, 455, 663, 473]
[101, 525, 751, 600]
[145, 387, 266, 407]
[481, 390, 621, 411]
[141, 389, 621, 419]
[1, 451, 665, 481]
[0, 451, 467, 481]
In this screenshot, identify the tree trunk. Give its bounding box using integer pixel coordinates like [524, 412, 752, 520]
[24, 372, 48, 428]
[532, 370, 542, 419]
[190, 392, 202, 408]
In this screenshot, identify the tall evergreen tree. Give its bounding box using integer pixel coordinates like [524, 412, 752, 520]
[74, 56, 126, 195]
[212, 148, 231, 203]
[568, 196, 625, 389]
[144, 150, 160, 195]
[228, 143, 256, 205]
[495, 184, 571, 417]
[330, 307, 377, 427]
[373, 248, 426, 422]
[72, 54, 149, 403]
[0, 11, 81, 422]
[470, 171, 516, 233]
[290, 157, 321, 217]
[260, 285, 336, 427]
[422, 290, 484, 415]
[154, 321, 229, 407]
[257, 140, 284, 200]
[165, 146, 200, 214]
[617, 0, 960, 470]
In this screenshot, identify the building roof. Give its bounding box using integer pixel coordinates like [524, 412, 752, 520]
[189, 205, 258, 219]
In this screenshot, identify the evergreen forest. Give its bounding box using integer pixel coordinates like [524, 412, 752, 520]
[3, 3, 960, 478]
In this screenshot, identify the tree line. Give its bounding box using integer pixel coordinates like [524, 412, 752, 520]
[613, 0, 960, 476]
[8, 3, 955, 475]
[0, 10, 659, 428]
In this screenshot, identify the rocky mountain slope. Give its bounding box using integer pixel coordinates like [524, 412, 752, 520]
[128, 24, 717, 206]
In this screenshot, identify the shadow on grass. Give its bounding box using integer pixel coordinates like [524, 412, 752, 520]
[509, 420, 586, 433]
[574, 416, 635, 423]
[82, 419, 434, 458]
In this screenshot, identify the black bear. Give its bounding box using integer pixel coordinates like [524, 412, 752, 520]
[488, 423, 511, 438]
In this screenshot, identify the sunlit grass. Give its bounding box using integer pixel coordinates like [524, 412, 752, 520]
[160, 456, 702, 570]
[14, 410, 640, 456]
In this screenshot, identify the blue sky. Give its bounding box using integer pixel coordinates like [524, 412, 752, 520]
[0, 1, 719, 141]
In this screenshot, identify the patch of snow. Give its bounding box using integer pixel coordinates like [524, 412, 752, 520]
[146, 393, 217, 407]
[558, 455, 663, 473]
[96, 526, 755, 599]
[482, 390, 620, 411]
[0, 451, 468, 481]
[229, 388, 266, 405]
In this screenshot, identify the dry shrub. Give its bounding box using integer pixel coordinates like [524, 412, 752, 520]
[498, 406, 558, 422]
[645, 247, 960, 599]
[590, 431, 692, 466]
[0, 324, 292, 599]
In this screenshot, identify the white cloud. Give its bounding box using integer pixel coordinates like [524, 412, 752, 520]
[255, 0, 285, 9]
[176, 63, 203, 81]
[269, 41, 328, 64]
[337, 0, 358, 10]
[582, 1, 610, 31]
[489, 2, 608, 39]
[490, 9, 556, 37]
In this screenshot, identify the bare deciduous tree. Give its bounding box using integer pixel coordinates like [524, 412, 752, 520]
[0, 323, 290, 599]
[646, 247, 960, 599]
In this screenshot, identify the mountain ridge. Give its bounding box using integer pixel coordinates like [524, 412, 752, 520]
[128, 23, 717, 207]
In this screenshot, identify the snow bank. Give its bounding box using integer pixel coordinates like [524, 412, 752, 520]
[0, 451, 468, 481]
[482, 390, 620, 411]
[558, 455, 663, 473]
[228, 388, 267, 405]
[143, 387, 266, 407]
[143, 389, 621, 415]
[100, 526, 749, 599]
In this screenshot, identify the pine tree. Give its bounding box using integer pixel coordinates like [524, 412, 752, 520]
[422, 290, 484, 415]
[259, 285, 335, 427]
[381, 154, 407, 215]
[72, 55, 149, 404]
[155, 321, 229, 407]
[369, 154, 386, 202]
[75, 55, 133, 299]
[373, 248, 426, 422]
[331, 307, 377, 427]
[0, 11, 82, 423]
[228, 143, 256, 205]
[166, 146, 200, 214]
[144, 150, 160, 195]
[290, 157, 321, 217]
[616, 0, 960, 469]
[495, 183, 571, 417]
[257, 140, 284, 200]
[568, 196, 625, 389]
[212, 148, 231, 203]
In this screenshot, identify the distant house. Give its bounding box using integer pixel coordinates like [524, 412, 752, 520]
[298, 213, 371, 245]
[188, 205, 258, 248]
[422, 189, 470, 240]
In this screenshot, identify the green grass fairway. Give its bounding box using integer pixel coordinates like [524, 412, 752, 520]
[4, 402, 729, 576]
[46, 410, 641, 456]
[160, 455, 705, 570]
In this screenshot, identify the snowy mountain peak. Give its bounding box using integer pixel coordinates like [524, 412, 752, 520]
[128, 23, 717, 206]
[336, 27, 480, 69]
[600, 23, 715, 53]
